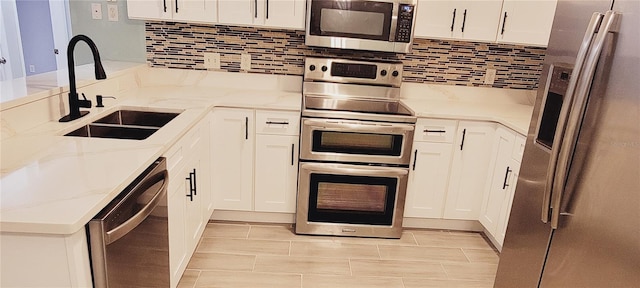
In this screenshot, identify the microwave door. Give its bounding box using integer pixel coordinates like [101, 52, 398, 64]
[305, 0, 412, 53]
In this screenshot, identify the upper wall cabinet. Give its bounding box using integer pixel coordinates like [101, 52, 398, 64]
[496, 0, 557, 46]
[127, 0, 218, 23]
[217, 0, 306, 29]
[414, 0, 557, 46]
[414, 0, 503, 42]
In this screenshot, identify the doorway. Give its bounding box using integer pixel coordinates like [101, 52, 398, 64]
[0, 0, 69, 80]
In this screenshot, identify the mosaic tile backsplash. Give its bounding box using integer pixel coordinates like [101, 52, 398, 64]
[146, 22, 546, 90]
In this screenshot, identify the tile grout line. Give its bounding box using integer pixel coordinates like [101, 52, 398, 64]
[460, 248, 472, 263]
[245, 224, 252, 239]
[192, 269, 202, 288]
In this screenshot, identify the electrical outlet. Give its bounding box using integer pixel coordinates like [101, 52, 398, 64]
[91, 3, 102, 20]
[241, 54, 251, 71]
[484, 68, 497, 85]
[204, 53, 221, 69]
[107, 4, 118, 21]
[29, 65, 35, 73]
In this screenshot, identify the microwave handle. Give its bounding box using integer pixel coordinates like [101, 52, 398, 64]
[388, 2, 399, 41]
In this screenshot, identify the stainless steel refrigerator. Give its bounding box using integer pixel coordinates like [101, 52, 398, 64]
[494, 0, 639, 287]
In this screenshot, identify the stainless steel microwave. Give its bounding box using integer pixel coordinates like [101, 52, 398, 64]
[305, 0, 417, 53]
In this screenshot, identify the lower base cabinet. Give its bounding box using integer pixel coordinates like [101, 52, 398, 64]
[405, 118, 526, 249]
[211, 108, 300, 213]
[480, 126, 525, 249]
[166, 116, 211, 287]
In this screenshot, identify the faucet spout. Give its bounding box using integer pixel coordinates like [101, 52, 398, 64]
[59, 35, 107, 122]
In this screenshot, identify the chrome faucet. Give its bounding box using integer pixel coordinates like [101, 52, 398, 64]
[59, 35, 107, 122]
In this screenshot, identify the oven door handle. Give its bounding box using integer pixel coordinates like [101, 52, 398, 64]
[303, 119, 414, 134]
[300, 162, 409, 178]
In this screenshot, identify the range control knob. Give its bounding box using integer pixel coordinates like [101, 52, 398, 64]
[380, 70, 387, 76]
[321, 65, 328, 72]
[392, 70, 399, 77]
[309, 65, 316, 71]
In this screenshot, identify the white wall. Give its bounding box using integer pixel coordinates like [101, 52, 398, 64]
[68, 0, 146, 65]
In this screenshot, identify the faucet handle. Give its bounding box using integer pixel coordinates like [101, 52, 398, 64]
[78, 93, 92, 108]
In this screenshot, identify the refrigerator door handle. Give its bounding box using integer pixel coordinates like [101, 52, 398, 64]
[549, 11, 620, 229]
[541, 12, 604, 225]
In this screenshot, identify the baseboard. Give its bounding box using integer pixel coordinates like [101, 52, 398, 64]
[210, 210, 295, 224]
[482, 227, 503, 252]
[209, 211, 486, 233]
[402, 217, 484, 232]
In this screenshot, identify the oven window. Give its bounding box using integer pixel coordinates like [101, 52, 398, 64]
[312, 131, 403, 156]
[317, 183, 387, 212]
[309, 1, 393, 41]
[308, 174, 397, 225]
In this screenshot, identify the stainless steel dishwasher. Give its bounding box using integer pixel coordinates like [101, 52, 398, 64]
[88, 157, 169, 287]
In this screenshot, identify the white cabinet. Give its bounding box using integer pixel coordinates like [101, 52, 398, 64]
[217, 0, 306, 29]
[496, 0, 557, 46]
[211, 108, 254, 211]
[165, 117, 211, 287]
[167, 179, 187, 287]
[414, 0, 557, 46]
[414, 0, 503, 42]
[480, 126, 524, 249]
[254, 109, 299, 213]
[444, 121, 495, 220]
[211, 108, 300, 213]
[128, 0, 218, 23]
[405, 118, 457, 218]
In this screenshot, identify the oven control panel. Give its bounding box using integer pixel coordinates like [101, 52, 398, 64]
[304, 57, 403, 87]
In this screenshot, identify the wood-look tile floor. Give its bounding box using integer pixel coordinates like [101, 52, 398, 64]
[178, 222, 499, 288]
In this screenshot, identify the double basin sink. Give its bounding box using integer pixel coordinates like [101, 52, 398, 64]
[65, 109, 181, 140]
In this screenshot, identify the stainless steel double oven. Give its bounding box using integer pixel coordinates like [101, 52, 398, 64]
[296, 57, 416, 238]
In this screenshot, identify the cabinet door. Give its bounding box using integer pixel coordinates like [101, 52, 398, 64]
[444, 121, 495, 220]
[496, 158, 520, 246]
[263, 0, 306, 29]
[479, 126, 515, 235]
[254, 134, 298, 213]
[414, 0, 460, 39]
[497, 0, 557, 46]
[199, 118, 214, 220]
[404, 142, 453, 218]
[218, 0, 258, 26]
[172, 0, 218, 23]
[167, 176, 187, 287]
[184, 158, 204, 255]
[415, 0, 502, 41]
[211, 108, 254, 211]
[454, 1, 503, 42]
[127, 0, 173, 20]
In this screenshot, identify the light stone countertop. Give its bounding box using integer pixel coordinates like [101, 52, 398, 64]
[0, 66, 536, 235]
[400, 83, 536, 135]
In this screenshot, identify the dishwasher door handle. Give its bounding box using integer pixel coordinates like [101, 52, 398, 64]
[104, 170, 169, 245]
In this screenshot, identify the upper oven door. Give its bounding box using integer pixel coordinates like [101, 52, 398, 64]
[305, 0, 416, 53]
[300, 118, 414, 165]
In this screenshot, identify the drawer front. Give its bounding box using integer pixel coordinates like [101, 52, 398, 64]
[256, 110, 300, 136]
[512, 133, 526, 162]
[414, 118, 458, 143]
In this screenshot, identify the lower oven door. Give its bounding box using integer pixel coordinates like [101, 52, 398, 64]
[296, 162, 408, 238]
[300, 118, 414, 165]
